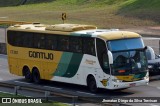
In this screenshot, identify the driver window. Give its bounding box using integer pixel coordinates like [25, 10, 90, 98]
[103, 53, 109, 69]
[96, 38, 110, 74]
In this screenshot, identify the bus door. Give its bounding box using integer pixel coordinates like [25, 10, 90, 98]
[96, 38, 110, 86]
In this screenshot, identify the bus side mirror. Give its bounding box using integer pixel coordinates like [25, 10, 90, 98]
[146, 46, 155, 60]
[108, 50, 113, 64]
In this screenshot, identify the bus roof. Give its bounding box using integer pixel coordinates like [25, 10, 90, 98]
[8, 23, 141, 40]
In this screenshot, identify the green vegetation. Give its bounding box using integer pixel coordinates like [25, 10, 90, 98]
[0, 0, 159, 28]
[0, 0, 54, 6]
[119, 0, 160, 22]
[0, 0, 21, 7]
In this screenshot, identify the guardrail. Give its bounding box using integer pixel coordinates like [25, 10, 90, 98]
[0, 81, 78, 105]
[0, 43, 6, 54]
[0, 81, 119, 106]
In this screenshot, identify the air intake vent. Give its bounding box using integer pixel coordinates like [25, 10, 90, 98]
[45, 24, 97, 32]
[32, 22, 40, 25]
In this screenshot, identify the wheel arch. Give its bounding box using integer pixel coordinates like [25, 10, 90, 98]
[86, 74, 97, 86]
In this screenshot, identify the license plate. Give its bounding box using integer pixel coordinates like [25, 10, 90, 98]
[130, 83, 136, 87]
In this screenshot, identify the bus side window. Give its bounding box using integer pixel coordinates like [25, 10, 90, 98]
[22, 32, 33, 48]
[83, 38, 96, 56]
[46, 35, 57, 50]
[7, 31, 15, 46]
[33, 34, 39, 48]
[39, 35, 46, 49]
[58, 36, 69, 51]
[14, 32, 22, 46]
[33, 33, 46, 49]
[70, 37, 82, 53]
[96, 38, 110, 74]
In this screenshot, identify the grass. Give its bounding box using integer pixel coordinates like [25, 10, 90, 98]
[0, 0, 54, 7]
[118, 0, 160, 22]
[0, 92, 69, 106]
[0, 0, 159, 28]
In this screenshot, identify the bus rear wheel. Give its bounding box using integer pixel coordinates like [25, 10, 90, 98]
[23, 67, 33, 82]
[87, 76, 98, 93]
[32, 68, 41, 84]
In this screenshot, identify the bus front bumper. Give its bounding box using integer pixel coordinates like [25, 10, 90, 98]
[106, 79, 149, 90]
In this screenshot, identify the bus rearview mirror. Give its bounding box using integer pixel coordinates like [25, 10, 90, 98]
[108, 51, 113, 64]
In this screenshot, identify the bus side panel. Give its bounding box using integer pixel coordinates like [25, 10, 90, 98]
[8, 57, 18, 75]
[17, 59, 24, 76]
[51, 54, 106, 88]
[44, 51, 63, 80]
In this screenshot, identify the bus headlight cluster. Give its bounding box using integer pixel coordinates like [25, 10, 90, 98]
[112, 79, 123, 83]
[148, 65, 153, 69]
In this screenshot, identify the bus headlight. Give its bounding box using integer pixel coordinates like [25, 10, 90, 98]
[148, 65, 153, 69]
[112, 79, 123, 83]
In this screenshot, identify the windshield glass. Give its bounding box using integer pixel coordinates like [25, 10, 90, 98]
[111, 50, 147, 75]
[107, 38, 147, 76]
[108, 38, 144, 51]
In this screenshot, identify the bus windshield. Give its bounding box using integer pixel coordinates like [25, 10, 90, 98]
[108, 38, 144, 51]
[107, 38, 148, 76]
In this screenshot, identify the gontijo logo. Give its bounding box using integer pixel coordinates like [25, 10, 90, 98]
[29, 51, 54, 60]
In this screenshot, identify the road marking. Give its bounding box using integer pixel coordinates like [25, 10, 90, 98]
[44, 86, 62, 90]
[76, 91, 95, 95]
[14, 81, 31, 85]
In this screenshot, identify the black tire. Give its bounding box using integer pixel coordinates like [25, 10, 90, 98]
[87, 76, 98, 93]
[23, 67, 33, 82]
[32, 68, 41, 84]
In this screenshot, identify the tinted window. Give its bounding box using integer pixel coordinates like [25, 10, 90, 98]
[46, 35, 57, 50]
[70, 37, 82, 53]
[7, 31, 95, 56]
[83, 38, 95, 56]
[57, 36, 69, 51]
[21, 32, 33, 48]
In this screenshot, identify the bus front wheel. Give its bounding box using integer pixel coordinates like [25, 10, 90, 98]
[32, 68, 41, 84]
[23, 67, 33, 82]
[87, 76, 98, 93]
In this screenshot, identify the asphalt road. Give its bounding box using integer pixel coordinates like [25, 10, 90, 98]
[0, 55, 160, 106]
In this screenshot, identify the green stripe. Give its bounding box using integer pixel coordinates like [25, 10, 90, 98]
[54, 52, 73, 76]
[63, 53, 83, 78]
